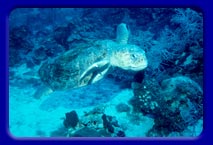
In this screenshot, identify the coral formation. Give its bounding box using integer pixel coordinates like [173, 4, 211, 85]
[131, 76, 203, 136]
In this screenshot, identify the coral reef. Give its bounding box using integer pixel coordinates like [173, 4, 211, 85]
[130, 76, 203, 136]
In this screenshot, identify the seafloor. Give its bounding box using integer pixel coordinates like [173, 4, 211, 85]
[9, 8, 203, 137]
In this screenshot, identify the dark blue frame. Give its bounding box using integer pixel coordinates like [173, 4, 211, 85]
[0, 0, 212, 145]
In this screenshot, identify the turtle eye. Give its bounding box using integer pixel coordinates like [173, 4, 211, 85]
[131, 54, 137, 61]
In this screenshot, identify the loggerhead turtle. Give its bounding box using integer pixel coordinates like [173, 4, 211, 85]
[38, 23, 148, 91]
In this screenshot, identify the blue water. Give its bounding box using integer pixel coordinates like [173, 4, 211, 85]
[9, 8, 203, 137]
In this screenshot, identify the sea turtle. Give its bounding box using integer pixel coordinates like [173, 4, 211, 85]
[38, 23, 148, 91]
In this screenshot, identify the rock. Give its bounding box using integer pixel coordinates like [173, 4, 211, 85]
[63, 110, 79, 129]
[117, 130, 125, 137]
[72, 127, 101, 137]
[148, 76, 203, 136]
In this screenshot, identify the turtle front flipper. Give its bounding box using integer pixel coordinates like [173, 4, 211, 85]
[116, 23, 129, 45]
[79, 60, 110, 85]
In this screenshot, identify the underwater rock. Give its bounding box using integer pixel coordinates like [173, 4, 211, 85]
[148, 76, 203, 136]
[102, 114, 121, 134]
[97, 129, 111, 137]
[117, 130, 125, 137]
[72, 127, 101, 137]
[79, 107, 104, 129]
[102, 114, 114, 133]
[63, 110, 79, 129]
[50, 126, 69, 137]
[130, 75, 203, 136]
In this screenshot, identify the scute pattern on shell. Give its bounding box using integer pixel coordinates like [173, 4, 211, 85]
[39, 45, 110, 90]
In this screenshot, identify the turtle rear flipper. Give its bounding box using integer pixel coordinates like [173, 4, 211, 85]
[79, 60, 110, 85]
[33, 85, 53, 99]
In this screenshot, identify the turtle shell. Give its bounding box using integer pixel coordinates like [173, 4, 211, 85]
[39, 44, 110, 90]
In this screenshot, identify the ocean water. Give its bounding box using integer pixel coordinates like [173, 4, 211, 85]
[9, 8, 203, 137]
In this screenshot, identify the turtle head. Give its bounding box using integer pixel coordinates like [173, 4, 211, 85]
[111, 45, 148, 71]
